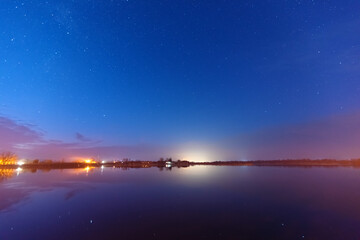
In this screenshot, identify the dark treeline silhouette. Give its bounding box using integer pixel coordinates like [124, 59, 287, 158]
[0, 152, 192, 170]
[194, 159, 360, 167]
[2, 151, 360, 170]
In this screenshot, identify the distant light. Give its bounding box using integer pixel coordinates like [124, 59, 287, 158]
[84, 166, 91, 174]
[17, 161, 25, 166]
[84, 159, 95, 164]
[101, 161, 105, 164]
[180, 150, 211, 163]
[16, 167, 22, 176]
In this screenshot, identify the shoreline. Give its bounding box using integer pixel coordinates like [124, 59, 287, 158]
[1, 159, 360, 170]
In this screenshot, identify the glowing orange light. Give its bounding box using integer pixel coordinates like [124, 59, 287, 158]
[84, 159, 96, 164]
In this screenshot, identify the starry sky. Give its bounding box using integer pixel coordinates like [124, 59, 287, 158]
[1, 0, 360, 161]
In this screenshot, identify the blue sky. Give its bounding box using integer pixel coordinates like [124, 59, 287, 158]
[1, 0, 360, 161]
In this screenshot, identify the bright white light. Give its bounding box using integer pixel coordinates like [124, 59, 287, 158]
[16, 167, 22, 176]
[181, 151, 211, 162]
[17, 161, 25, 166]
[101, 161, 105, 164]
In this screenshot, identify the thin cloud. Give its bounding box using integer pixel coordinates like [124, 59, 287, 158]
[0, 116, 43, 152]
[228, 111, 360, 160]
[0, 115, 166, 161]
[75, 132, 92, 142]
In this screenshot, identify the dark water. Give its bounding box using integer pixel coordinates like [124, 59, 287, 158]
[0, 166, 360, 240]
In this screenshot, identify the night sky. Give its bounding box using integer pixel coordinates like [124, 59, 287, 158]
[1, 0, 360, 161]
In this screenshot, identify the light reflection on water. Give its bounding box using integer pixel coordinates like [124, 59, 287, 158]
[0, 166, 360, 239]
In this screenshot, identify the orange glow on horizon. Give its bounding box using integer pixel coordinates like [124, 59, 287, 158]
[78, 158, 97, 164]
[84, 159, 92, 164]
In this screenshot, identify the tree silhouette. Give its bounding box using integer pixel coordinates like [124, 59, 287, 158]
[0, 152, 18, 165]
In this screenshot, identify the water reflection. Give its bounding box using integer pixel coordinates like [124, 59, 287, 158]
[0, 166, 359, 239]
[0, 169, 15, 181]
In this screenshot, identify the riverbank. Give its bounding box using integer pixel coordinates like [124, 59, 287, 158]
[1, 159, 360, 170]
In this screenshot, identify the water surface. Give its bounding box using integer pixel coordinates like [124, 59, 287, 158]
[0, 166, 359, 239]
